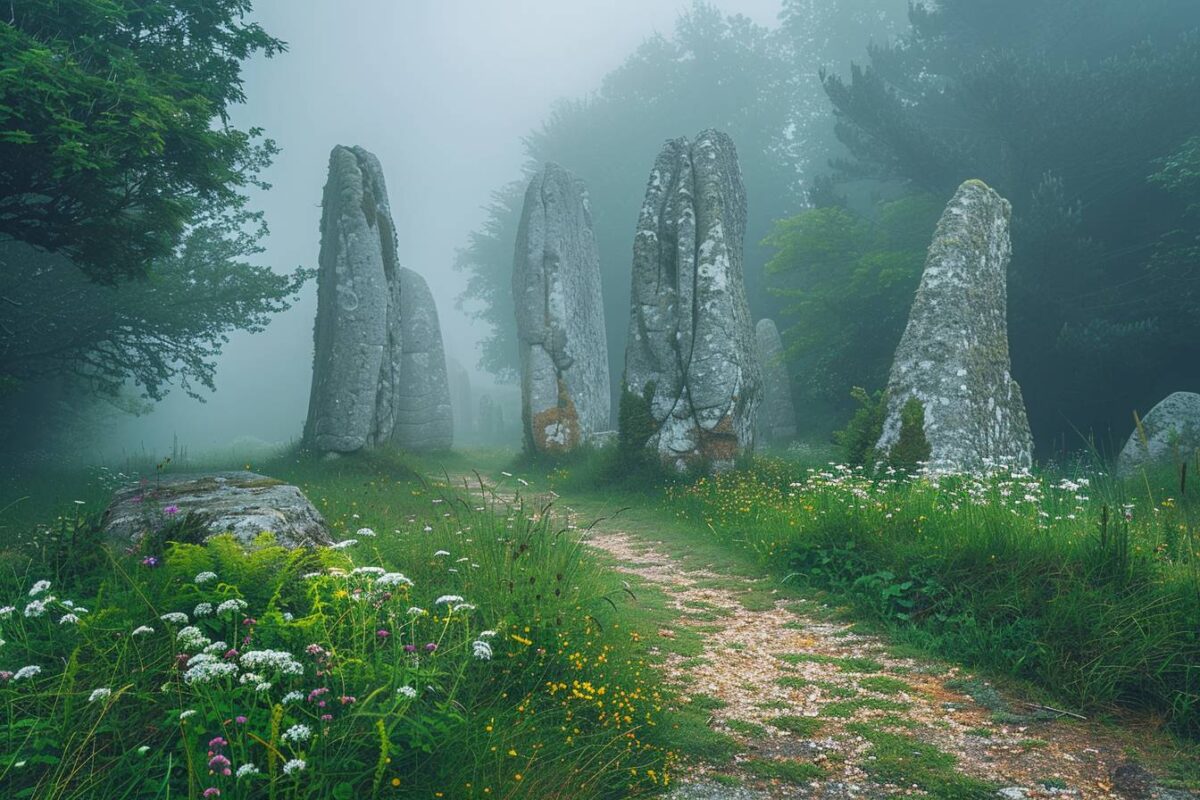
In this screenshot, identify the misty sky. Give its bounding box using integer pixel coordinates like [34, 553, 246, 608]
[107, 0, 785, 457]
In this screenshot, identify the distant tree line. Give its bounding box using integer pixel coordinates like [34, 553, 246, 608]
[461, 0, 1200, 457]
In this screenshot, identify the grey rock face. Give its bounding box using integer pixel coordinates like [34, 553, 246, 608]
[304, 145, 403, 452]
[622, 130, 761, 471]
[102, 472, 331, 549]
[755, 319, 797, 444]
[513, 163, 611, 453]
[391, 267, 453, 451]
[1117, 392, 1200, 477]
[875, 180, 1033, 472]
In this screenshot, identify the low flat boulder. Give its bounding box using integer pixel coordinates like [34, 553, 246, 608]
[102, 471, 332, 549]
[1117, 392, 1200, 478]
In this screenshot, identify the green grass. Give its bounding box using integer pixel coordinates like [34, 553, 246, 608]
[767, 715, 824, 736]
[846, 723, 998, 799]
[742, 758, 825, 784]
[776, 652, 884, 672]
[725, 719, 768, 737]
[858, 675, 913, 695]
[820, 697, 911, 718]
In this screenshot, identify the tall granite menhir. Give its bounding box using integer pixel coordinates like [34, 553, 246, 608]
[513, 163, 610, 453]
[304, 145, 403, 452]
[755, 319, 797, 444]
[622, 130, 761, 471]
[875, 179, 1033, 472]
[303, 145, 453, 453]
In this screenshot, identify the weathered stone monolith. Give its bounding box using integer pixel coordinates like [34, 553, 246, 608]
[755, 319, 797, 444]
[875, 179, 1033, 472]
[303, 145, 403, 453]
[447, 357, 473, 440]
[512, 163, 611, 453]
[1117, 392, 1200, 477]
[390, 268, 453, 451]
[621, 130, 761, 472]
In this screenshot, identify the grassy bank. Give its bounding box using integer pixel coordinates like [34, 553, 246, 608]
[0, 451, 677, 799]
[666, 459, 1200, 738]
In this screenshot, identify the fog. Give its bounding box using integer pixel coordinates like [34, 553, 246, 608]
[104, 0, 784, 458]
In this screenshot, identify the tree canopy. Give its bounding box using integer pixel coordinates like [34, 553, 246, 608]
[0, 0, 284, 283]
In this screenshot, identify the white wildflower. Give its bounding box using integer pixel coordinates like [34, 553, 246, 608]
[13, 665, 41, 681]
[236, 763, 260, 779]
[216, 598, 248, 616]
[194, 571, 218, 584]
[434, 595, 463, 606]
[202, 640, 229, 655]
[478, 630, 497, 639]
[282, 690, 304, 704]
[0, 606, 14, 618]
[397, 685, 417, 699]
[355, 527, 377, 537]
[23, 600, 48, 618]
[376, 572, 413, 588]
[176, 626, 210, 650]
[406, 606, 426, 616]
[194, 602, 214, 618]
[179, 709, 197, 720]
[282, 723, 312, 743]
[350, 566, 385, 576]
[472, 640, 493, 660]
[282, 758, 306, 775]
[330, 539, 358, 550]
[434, 550, 450, 557]
[240, 649, 303, 675]
[452, 603, 476, 613]
[58, 613, 80, 625]
[159, 612, 189, 625]
[29, 580, 51, 596]
[87, 688, 112, 703]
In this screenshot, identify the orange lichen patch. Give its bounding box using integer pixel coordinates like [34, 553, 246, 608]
[532, 378, 582, 454]
[697, 413, 740, 463]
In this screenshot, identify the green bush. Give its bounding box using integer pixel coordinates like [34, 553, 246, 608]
[833, 387, 885, 467]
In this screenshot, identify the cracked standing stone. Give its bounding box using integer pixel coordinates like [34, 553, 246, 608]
[622, 129, 761, 472]
[755, 319, 797, 445]
[303, 145, 404, 453]
[513, 163, 611, 453]
[875, 179, 1033, 472]
[391, 267, 453, 452]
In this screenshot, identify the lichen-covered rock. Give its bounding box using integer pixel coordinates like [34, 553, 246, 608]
[755, 319, 797, 444]
[1117, 392, 1200, 477]
[102, 472, 331, 549]
[513, 163, 611, 453]
[391, 267, 453, 451]
[303, 145, 403, 452]
[622, 130, 761, 471]
[875, 179, 1033, 472]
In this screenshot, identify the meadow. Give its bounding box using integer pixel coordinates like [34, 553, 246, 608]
[665, 457, 1200, 739]
[0, 451, 680, 799]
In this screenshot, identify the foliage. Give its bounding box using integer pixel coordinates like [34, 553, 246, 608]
[832, 387, 885, 467]
[763, 193, 939, 427]
[670, 460, 1200, 738]
[0, 201, 310, 408]
[819, 1, 1200, 448]
[0, 458, 675, 798]
[0, 0, 285, 283]
[889, 398, 931, 474]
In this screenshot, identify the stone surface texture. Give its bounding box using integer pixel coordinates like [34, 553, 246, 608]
[623, 130, 761, 471]
[447, 357, 473, 440]
[875, 179, 1033, 472]
[754, 318, 797, 444]
[1117, 391, 1200, 477]
[102, 472, 331, 549]
[513, 163, 611, 453]
[391, 267, 453, 451]
[303, 145, 403, 452]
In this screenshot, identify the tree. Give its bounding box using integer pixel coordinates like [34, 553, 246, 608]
[763, 193, 942, 432]
[0, 196, 310, 403]
[816, 0, 1200, 449]
[0, 0, 284, 283]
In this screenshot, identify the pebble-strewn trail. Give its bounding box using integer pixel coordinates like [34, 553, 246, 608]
[445, 473, 1196, 800]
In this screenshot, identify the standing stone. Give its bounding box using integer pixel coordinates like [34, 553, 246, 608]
[622, 130, 761, 472]
[391, 268, 454, 451]
[755, 319, 797, 444]
[1117, 392, 1200, 477]
[513, 163, 611, 453]
[447, 357, 474, 441]
[875, 179, 1033, 472]
[304, 145, 404, 453]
